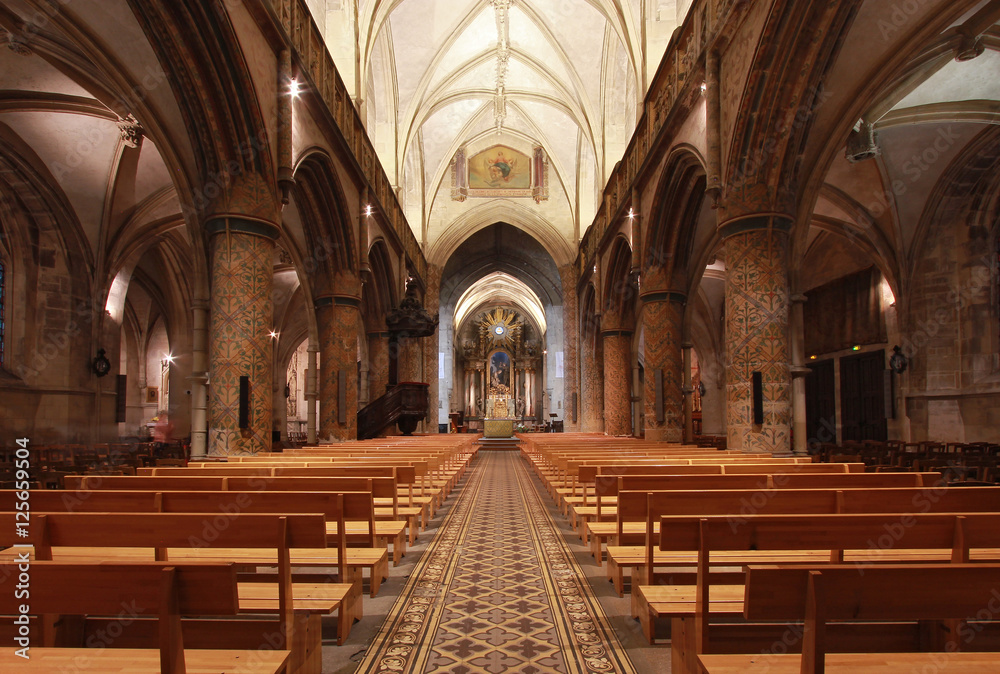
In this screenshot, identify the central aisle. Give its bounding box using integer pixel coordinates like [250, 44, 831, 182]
[358, 450, 636, 673]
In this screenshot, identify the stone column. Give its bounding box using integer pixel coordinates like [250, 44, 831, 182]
[559, 265, 581, 431]
[188, 299, 209, 458]
[305, 343, 318, 444]
[722, 217, 792, 453]
[422, 265, 443, 431]
[206, 216, 278, 455]
[790, 293, 809, 456]
[367, 331, 390, 399]
[602, 329, 632, 436]
[580, 323, 604, 433]
[316, 297, 361, 440]
[683, 342, 694, 443]
[642, 295, 686, 442]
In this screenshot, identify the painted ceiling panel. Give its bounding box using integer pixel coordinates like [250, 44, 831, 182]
[506, 7, 576, 88]
[421, 97, 490, 184]
[426, 9, 498, 93]
[0, 49, 92, 97]
[893, 51, 1000, 110]
[3, 111, 120, 256]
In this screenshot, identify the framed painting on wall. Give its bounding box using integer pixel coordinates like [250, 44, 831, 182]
[467, 145, 532, 197]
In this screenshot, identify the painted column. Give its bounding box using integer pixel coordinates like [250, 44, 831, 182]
[602, 329, 632, 436]
[722, 217, 792, 453]
[206, 216, 278, 455]
[305, 343, 318, 444]
[642, 295, 686, 442]
[790, 293, 809, 456]
[422, 265, 443, 431]
[316, 297, 361, 440]
[580, 325, 604, 433]
[558, 265, 580, 431]
[189, 299, 209, 458]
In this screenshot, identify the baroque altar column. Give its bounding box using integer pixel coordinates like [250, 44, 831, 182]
[722, 215, 793, 453]
[641, 291, 686, 442]
[558, 265, 581, 431]
[316, 295, 361, 440]
[206, 209, 279, 455]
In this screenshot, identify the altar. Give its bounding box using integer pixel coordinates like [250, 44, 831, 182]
[484, 419, 514, 438]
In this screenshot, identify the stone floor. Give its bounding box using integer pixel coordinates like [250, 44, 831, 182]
[319, 449, 666, 673]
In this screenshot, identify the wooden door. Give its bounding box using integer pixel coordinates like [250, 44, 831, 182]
[840, 351, 887, 442]
[806, 359, 836, 447]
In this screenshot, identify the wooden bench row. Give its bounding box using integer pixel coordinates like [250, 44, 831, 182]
[635, 512, 1000, 673]
[0, 510, 362, 674]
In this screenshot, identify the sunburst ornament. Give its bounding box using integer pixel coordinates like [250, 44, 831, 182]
[480, 307, 520, 348]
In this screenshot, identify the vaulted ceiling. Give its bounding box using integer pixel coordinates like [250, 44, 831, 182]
[312, 0, 693, 266]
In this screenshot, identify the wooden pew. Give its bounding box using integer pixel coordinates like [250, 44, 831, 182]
[0, 488, 391, 595]
[0, 561, 291, 673]
[64, 473, 421, 548]
[698, 563, 1000, 673]
[605, 486, 1000, 597]
[582, 472, 942, 557]
[637, 512, 1000, 672]
[0, 510, 361, 671]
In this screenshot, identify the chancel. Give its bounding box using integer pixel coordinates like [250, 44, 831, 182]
[2, 0, 999, 671]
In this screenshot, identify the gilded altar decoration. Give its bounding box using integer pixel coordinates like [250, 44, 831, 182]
[480, 307, 520, 349]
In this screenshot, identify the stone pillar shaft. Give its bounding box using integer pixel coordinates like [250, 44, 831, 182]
[559, 265, 580, 431]
[317, 299, 360, 440]
[189, 299, 209, 458]
[602, 331, 632, 435]
[207, 223, 276, 455]
[642, 297, 685, 442]
[683, 343, 694, 443]
[422, 265, 443, 431]
[306, 344, 318, 444]
[581, 328, 604, 433]
[790, 294, 809, 455]
[367, 332, 390, 399]
[724, 225, 792, 453]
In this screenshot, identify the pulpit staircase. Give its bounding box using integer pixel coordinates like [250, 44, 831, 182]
[357, 382, 430, 440]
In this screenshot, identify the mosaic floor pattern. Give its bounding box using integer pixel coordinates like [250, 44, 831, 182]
[357, 450, 636, 673]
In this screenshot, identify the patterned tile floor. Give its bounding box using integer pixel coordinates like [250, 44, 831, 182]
[356, 450, 637, 673]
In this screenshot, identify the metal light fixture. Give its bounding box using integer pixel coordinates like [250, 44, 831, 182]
[889, 345, 908, 374]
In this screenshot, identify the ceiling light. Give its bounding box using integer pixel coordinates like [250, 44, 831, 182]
[364, 204, 373, 217]
[289, 78, 302, 97]
[269, 330, 279, 339]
